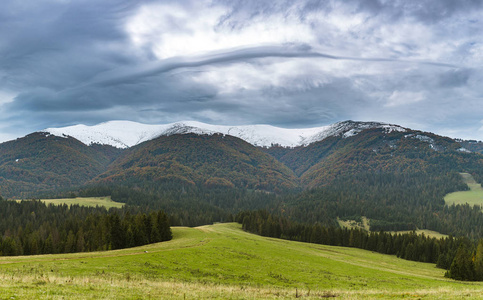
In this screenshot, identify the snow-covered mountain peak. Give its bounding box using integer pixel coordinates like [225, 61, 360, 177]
[43, 121, 168, 149]
[41, 120, 407, 149]
[302, 121, 407, 145]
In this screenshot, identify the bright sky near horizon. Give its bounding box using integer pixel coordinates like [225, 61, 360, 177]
[1, 0, 483, 142]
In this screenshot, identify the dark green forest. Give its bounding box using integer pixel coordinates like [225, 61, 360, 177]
[67, 167, 483, 240]
[0, 196, 171, 256]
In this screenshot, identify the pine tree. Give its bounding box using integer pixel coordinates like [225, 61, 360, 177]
[64, 230, 76, 253]
[76, 228, 85, 252]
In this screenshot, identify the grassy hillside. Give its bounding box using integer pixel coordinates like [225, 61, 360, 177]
[0, 223, 481, 299]
[445, 172, 483, 208]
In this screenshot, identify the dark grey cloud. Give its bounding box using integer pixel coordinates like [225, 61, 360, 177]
[215, 0, 483, 25]
[0, 0, 482, 142]
[347, 0, 483, 24]
[68, 44, 460, 89]
[438, 69, 472, 88]
[4, 44, 459, 115]
[0, 1, 134, 97]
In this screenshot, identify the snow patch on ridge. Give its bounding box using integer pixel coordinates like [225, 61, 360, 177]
[303, 121, 407, 145]
[43, 121, 170, 149]
[42, 120, 408, 149]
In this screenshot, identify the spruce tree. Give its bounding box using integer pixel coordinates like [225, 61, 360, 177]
[448, 245, 474, 281]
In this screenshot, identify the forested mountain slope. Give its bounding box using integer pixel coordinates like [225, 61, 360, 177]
[298, 129, 482, 188]
[0, 133, 120, 197]
[265, 126, 479, 184]
[90, 133, 299, 192]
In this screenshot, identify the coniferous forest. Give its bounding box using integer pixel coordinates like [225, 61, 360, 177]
[0, 196, 171, 256]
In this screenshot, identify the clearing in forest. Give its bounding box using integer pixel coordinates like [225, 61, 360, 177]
[445, 172, 483, 208]
[339, 217, 447, 238]
[337, 216, 370, 231]
[391, 229, 448, 239]
[37, 196, 124, 209]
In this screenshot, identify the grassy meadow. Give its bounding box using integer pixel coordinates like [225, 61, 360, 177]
[445, 173, 483, 208]
[339, 217, 447, 238]
[26, 196, 125, 209]
[338, 216, 370, 231]
[390, 229, 448, 239]
[0, 223, 482, 299]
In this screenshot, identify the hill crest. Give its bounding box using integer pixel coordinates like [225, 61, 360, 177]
[41, 120, 407, 149]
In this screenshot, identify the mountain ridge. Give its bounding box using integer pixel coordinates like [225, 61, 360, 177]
[41, 120, 408, 149]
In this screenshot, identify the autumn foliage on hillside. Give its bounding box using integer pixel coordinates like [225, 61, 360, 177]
[92, 133, 299, 193]
[0, 133, 120, 197]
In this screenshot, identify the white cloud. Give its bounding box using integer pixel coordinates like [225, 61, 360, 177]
[125, 2, 315, 60]
[385, 91, 425, 107]
[0, 91, 16, 105]
[189, 59, 334, 94]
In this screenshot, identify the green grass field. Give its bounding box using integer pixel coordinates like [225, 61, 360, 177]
[445, 173, 483, 208]
[33, 196, 124, 209]
[0, 223, 481, 299]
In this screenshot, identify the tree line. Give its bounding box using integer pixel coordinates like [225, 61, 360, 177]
[0, 197, 171, 256]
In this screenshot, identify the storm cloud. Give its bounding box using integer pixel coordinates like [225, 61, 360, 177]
[0, 0, 482, 141]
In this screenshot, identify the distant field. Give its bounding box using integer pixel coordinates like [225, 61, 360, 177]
[391, 229, 448, 239]
[338, 216, 370, 231]
[338, 217, 447, 238]
[27, 196, 124, 209]
[0, 223, 481, 299]
[445, 172, 483, 208]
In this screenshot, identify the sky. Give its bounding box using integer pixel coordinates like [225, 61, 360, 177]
[1, 0, 483, 143]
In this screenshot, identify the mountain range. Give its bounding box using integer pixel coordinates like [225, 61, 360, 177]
[42, 120, 408, 148]
[0, 120, 482, 198]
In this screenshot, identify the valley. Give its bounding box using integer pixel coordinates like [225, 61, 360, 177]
[2, 120, 483, 286]
[1, 223, 482, 299]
